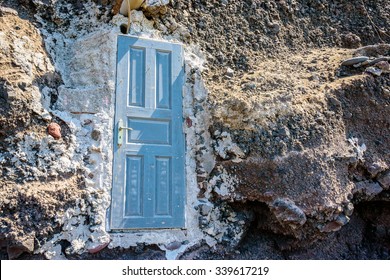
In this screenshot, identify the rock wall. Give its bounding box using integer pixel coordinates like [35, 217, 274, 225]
[0, 0, 389, 259]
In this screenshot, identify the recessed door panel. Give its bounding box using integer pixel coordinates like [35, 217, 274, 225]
[111, 36, 185, 229]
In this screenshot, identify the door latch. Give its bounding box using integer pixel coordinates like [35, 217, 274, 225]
[117, 119, 133, 146]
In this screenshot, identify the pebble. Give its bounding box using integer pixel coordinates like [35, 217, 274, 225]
[344, 203, 354, 216]
[88, 242, 109, 254]
[269, 23, 280, 34]
[165, 241, 181, 251]
[91, 129, 101, 141]
[47, 122, 61, 140]
[200, 204, 213, 216]
[225, 67, 234, 78]
[341, 56, 369, 66]
[365, 66, 382, 76]
[271, 198, 307, 226]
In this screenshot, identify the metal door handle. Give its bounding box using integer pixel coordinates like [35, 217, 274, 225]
[119, 126, 133, 131]
[117, 119, 132, 146]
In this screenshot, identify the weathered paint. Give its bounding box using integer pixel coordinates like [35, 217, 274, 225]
[110, 35, 185, 229]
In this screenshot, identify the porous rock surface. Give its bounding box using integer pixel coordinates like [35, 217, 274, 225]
[0, 0, 389, 259]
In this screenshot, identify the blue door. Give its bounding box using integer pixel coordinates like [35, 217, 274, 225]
[110, 36, 185, 229]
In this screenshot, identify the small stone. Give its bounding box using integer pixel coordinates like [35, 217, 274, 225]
[354, 181, 383, 198]
[91, 129, 101, 141]
[341, 56, 369, 66]
[270, 198, 307, 227]
[199, 204, 213, 216]
[225, 67, 234, 78]
[365, 66, 382, 76]
[269, 23, 280, 34]
[199, 216, 209, 227]
[83, 119, 93, 126]
[320, 215, 350, 233]
[341, 33, 361, 48]
[40, 111, 52, 122]
[378, 172, 390, 190]
[165, 241, 181, 251]
[344, 202, 354, 216]
[309, 74, 320, 81]
[321, 221, 341, 232]
[88, 242, 109, 254]
[242, 82, 256, 90]
[277, 127, 290, 137]
[375, 61, 390, 72]
[344, 111, 353, 118]
[185, 117, 192, 128]
[47, 122, 61, 140]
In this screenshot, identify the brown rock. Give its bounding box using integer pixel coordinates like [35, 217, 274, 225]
[270, 198, 307, 228]
[186, 117, 192, 128]
[88, 242, 110, 254]
[47, 122, 61, 139]
[321, 221, 342, 233]
[375, 61, 390, 72]
[7, 236, 35, 259]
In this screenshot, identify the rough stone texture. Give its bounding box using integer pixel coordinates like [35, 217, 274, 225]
[47, 122, 61, 139]
[1, 0, 390, 260]
[57, 85, 114, 113]
[378, 172, 390, 190]
[270, 198, 307, 229]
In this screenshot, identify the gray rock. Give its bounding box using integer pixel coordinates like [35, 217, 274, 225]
[270, 198, 306, 228]
[367, 162, 388, 178]
[91, 130, 101, 141]
[242, 82, 256, 90]
[341, 56, 369, 66]
[199, 216, 209, 227]
[277, 127, 290, 137]
[225, 67, 234, 78]
[365, 66, 382, 76]
[378, 172, 390, 190]
[269, 23, 280, 34]
[165, 241, 181, 251]
[199, 204, 213, 216]
[344, 202, 354, 216]
[354, 181, 383, 198]
[366, 57, 390, 66]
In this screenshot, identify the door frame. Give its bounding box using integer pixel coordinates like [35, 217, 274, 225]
[109, 35, 186, 231]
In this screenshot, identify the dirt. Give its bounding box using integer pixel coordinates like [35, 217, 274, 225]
[0, 4, 85, 258]
[0, 0, 390, 259]
[159, 0, 390, 258]
[180, 200, 390, 260]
